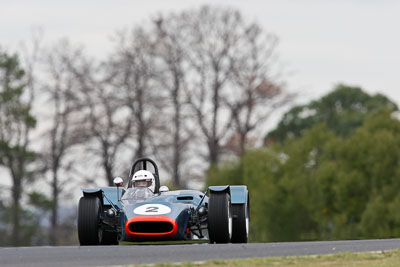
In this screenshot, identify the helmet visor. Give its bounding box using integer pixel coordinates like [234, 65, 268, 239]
[133, 179, 152, 188]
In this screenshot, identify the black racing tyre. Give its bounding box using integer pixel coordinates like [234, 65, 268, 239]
[78, 197, 103, 245]
[208, 192, 232, 243]
[231, 202, 249, 243]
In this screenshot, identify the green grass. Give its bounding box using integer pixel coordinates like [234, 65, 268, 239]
[119, 250, 400, 267]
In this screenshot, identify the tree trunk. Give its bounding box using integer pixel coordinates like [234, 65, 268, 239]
[11, 177, 22, 247]
[50, 169, 59, 246]
[135, 88, 145, 160]
[172, 86, 181, 188]
[208, 139, 219, 166]
[238, 132, 246, 157]
[209, 77, 221, 166]
[136, 125, 145, 159]
[104, 160, 114, 186]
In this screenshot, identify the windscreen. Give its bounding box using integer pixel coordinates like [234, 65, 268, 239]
[122, 187, 154, 204]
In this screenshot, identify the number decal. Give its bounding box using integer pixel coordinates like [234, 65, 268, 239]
[134, 204, 171, 215]
[145, 206, 159, 213]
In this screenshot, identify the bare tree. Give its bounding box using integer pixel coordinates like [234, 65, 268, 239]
[150, 16, 195, 188]
[68, 52, 134, 186]
[163, 6, 286, 165]
[41, 40, 86, 245]
[111, 27, 161, 162]
[175, 6, 245, 165]
[157, 6, 292, 164]
[223, 23, 292, 156]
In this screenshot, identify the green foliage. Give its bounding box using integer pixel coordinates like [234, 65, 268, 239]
[0, 49, 38, 246]
[206, 162, 243, 187]
[266, 84, 397, 143]
[0, 204, 44, 246]
[0, 50, 36, 160]
[208, 109, 400, 242]
[28, 192, 53, 212]
[0, 51, 36, 129]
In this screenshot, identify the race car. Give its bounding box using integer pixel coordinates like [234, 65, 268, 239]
[77, 157, 249, 245]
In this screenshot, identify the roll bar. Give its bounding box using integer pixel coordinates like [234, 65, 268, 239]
[128, 157, 160, 193]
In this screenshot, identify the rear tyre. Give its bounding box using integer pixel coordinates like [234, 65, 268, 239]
[78, 197, 103, 245]
[231, 202, 249, 243]
[208, 192, 232, 243]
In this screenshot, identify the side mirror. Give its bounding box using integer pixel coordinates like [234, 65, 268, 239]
[113, 177, 123, 187]
[159, 186, 169, 193]
[113, 177, 124, 201]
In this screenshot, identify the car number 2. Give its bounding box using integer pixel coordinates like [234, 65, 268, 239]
[133, 204, 171, 215]
[145, 206, 159, 213]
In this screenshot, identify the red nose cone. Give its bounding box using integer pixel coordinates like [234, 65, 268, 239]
[125, 215, 178, 238]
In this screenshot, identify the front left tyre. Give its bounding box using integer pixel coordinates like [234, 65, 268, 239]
[78, 196, 103, 245]
[208, 192, 232, 243]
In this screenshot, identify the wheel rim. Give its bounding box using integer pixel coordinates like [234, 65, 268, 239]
[245, 204, 249, 239]
[228, 199, 232, 240]
[245, 218, 249, 238]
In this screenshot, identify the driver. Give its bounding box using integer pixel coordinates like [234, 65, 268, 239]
[131, 170, 156, 193]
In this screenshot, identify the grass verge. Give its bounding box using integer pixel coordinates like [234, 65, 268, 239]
[127, 249, 400, 267]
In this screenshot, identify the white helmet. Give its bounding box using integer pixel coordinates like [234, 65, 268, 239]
[131, 170, 155, 192]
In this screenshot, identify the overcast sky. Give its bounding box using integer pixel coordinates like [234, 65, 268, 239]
[1, 0, 400, 104]
[1, 0, 400, 201]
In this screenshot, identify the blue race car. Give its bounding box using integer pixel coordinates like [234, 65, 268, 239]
[77, 157, 249, 245]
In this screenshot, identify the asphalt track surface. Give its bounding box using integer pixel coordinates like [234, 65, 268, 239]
[2, 239, 400, 267]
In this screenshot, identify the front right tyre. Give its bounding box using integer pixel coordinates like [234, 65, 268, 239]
[78, 196, 103, 245]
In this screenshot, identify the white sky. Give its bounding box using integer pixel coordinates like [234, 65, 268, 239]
[1, 0, 399, 106]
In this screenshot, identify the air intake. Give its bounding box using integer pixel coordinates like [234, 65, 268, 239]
[125, 215, 178, 238]
[129, 221, 173, 233]
[177, 196, 193, 201]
